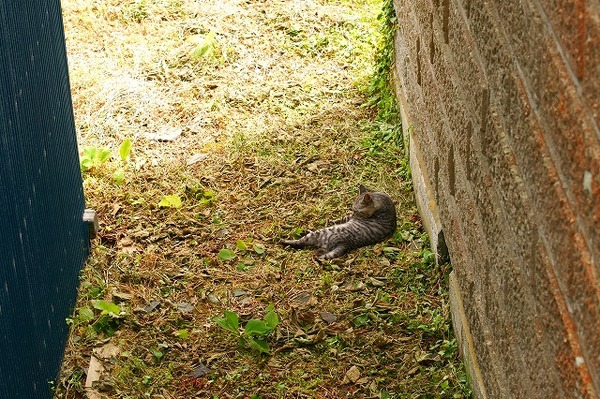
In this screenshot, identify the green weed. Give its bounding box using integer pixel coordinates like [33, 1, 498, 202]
[80, 138, 132, 185]
[215, 304, 280, 354]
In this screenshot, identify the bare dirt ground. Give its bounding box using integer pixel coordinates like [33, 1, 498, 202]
[55, 0, 470, 398]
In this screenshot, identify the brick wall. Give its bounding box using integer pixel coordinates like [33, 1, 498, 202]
[391, 0, 599, 397]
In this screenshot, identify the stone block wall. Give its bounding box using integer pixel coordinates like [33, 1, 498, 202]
[391, 0, 599, 397]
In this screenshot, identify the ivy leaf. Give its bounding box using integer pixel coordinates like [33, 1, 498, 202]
[158, 195, 182, 209]
[218, 248, 236, 261]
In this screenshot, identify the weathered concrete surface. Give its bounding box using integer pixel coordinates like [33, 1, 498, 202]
[392, 0, 600, 397]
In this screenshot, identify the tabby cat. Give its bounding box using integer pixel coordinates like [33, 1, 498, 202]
[281, 185, 397, 259]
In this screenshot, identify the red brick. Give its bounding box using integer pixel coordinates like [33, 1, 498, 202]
[583, 2, 600, 126]
[538, 0, 587, 78]
[491, 0, 600, 261]
[392, 0, 600, 394]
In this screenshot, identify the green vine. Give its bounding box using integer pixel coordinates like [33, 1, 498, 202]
[367, 0, 400, 125]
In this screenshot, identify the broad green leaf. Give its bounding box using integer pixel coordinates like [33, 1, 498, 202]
[119, 138, 132, 162]
[96, 148, 112, 163]
[80, 157, 93, 171]
[80, 146, 111, 171]
[352, 314, 371, 327]
[77, 307, 95, 323]
[252, 243, 265, 255]
[190, 31, 217, 59]
[92, 314, 121, 336]
[174, 329, 189, 339]
[244, 319, 271, 336]
[82, 146, 98, 164]
[113, 169, 125, 185]
[264, 310, 279, 330]
[152, 349, 164, 359]
[92, 299, 121, 316]
[236, 262, 250, 271]
[198, 198, 213, 207]
[246, 337, 270, 353]
[236, 240, 248, 251]
[215, 310, 239, 333]
[291, 227, 305, 239]
[158, 194, 182, 208]
[217, 248, 236, 261]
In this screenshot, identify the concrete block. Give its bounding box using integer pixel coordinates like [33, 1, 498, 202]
[449, 271, 487, 399]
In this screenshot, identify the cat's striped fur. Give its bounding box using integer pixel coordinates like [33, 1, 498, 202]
[281, 185, 396, 259]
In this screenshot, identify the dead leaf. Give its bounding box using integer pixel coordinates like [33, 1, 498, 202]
[85, 355, 104, 398]
[112, 290, 133, 301]
[93, 342, 120, 360]
[145, 125, 182, 142]
[349, 282, 365, 292]
[186, 153, 209, 165]
[343, 365, 361, 384]
[111, 203, 121, 216]
[320, 311, 337, 324]
[306, 160, 329, 172]
[142, 301, 161, 313]
[119, 237, 134, 247]
[188, 363, 211, 377]
[176, 302, 194, 313]
[207, 294, 220, 304]
[368, 277, 385, 287]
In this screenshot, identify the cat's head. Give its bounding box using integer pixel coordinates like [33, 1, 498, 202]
[353, 185, 377, 217]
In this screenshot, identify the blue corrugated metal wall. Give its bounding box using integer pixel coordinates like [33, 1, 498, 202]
[0, 0, 89, 398]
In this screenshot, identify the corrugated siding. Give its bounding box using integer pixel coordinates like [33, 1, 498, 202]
[0, 0, 89, 398]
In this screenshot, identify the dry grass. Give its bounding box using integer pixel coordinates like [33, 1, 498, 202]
[55, 0, 469, 398]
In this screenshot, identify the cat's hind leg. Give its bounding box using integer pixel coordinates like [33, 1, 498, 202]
[316, 245, 348, 260]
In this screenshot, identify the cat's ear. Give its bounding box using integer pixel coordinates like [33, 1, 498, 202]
[359, 184, 369, 194]
[362, 193, 373, 204]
